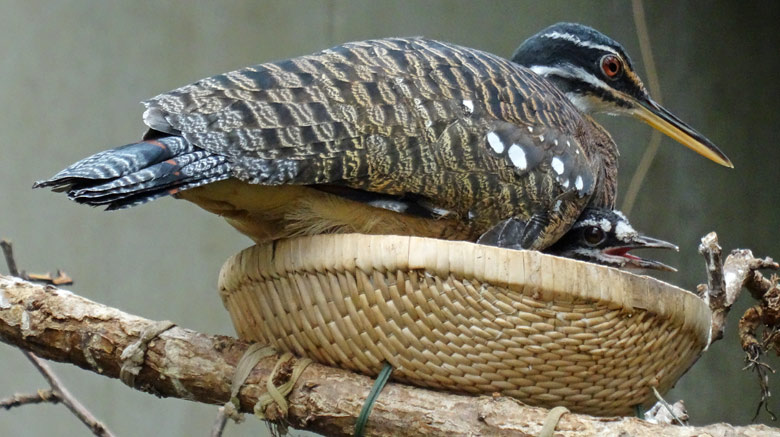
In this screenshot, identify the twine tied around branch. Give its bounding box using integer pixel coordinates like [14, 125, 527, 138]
[254, 352, 312, 419]
[119, 320, 176, 387]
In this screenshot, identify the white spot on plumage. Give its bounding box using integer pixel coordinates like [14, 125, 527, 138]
[562, 179, 570, 189]
[462, 99, 474, 113]
[415, 199, 451, 217]
[566, 140, 571, 147]
[431, 207, 451, 216]
[368, 199, 408, 213]
[551, 157, 564, 175]
[554, 139, 559, 146]
[527, 126, 533, 133]
[487, 132, 504, 154]
[575, 175, 584, 190]
[539, 135, 545, 142]
[508, 144, 527, 170]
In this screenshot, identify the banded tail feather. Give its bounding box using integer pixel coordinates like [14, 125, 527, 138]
[33, 136, 231, 210]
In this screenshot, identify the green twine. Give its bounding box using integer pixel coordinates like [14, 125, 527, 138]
[354, 362, 394, 437]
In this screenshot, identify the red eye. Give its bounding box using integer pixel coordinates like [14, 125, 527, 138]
[600, 55, 622, 79]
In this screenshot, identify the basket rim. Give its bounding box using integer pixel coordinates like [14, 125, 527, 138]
[220, 233, 712, 345]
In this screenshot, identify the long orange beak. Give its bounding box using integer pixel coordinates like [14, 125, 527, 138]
[630, 96, 733, 168]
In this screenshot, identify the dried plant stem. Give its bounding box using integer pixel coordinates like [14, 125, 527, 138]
[622, 0, 663, 215]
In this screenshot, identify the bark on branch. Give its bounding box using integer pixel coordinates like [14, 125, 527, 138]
[0, 275, 777, 437]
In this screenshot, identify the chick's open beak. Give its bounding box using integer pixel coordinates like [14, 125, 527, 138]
[603, 234, 679, 272]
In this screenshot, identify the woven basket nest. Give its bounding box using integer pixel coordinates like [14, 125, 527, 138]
[218, 233, 712, 416]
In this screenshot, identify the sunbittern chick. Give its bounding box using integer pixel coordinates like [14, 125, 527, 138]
[544, 208, 678, 271]
[352, 197, 678, 270]
[34, 23, 730, 252]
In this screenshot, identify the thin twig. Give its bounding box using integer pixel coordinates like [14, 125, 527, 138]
[211, 406, 230, 437]
[1, 239, 73, 285]
[651, 387, 686, 426]
[739, 273, 779, 421]
[622, 0, 663, 215]
[0, 239, 20, 276]
[622, 133, 662, 215]
[24, 352, 116, 437]
[1, 239, 114, 437]
[743, 346, 777, 422]
[26, 270, 74, 286]
[0, 389, 59, 410]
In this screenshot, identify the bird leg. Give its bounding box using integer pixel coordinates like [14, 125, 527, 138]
[476, 213, 550, 250]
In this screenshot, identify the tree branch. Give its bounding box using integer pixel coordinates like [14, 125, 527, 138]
[22, 350, 115, 437]
[1, 389, 58, 410]
[1, 275, 777, 436]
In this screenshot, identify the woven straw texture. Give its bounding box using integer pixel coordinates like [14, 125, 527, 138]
[219, 234, 711, 416]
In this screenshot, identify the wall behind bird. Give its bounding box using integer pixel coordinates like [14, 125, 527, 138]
[0, 1, 778, 436]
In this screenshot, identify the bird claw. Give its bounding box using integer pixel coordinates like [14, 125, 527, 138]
[477, 217, 532, 250]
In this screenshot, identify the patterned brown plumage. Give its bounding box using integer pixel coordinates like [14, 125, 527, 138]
[36, 36, 618, 250]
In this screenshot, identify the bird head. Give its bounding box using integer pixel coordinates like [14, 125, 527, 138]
[512, 22, 732, 168]
[546, 207, 679, 271]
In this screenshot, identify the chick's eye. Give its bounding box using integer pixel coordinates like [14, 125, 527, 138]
[583, 226, 605, 246]
[600, 55, 622, 79]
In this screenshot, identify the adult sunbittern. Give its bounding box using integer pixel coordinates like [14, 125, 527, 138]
[35, 23, 731, 252]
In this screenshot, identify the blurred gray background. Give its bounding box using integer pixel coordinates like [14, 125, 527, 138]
[2, 1, 779, 435]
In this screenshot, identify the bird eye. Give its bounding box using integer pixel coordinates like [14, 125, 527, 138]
[600, 55, 622, 79]
[583, 226, 606, 246]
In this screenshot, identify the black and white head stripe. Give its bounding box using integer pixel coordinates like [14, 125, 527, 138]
[540, 30, 621, 57]
[525, 64, 630, 113]
[512, 23, 633, 69]
[511, 23, 647, 112]
[536, 23, 629, 60]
